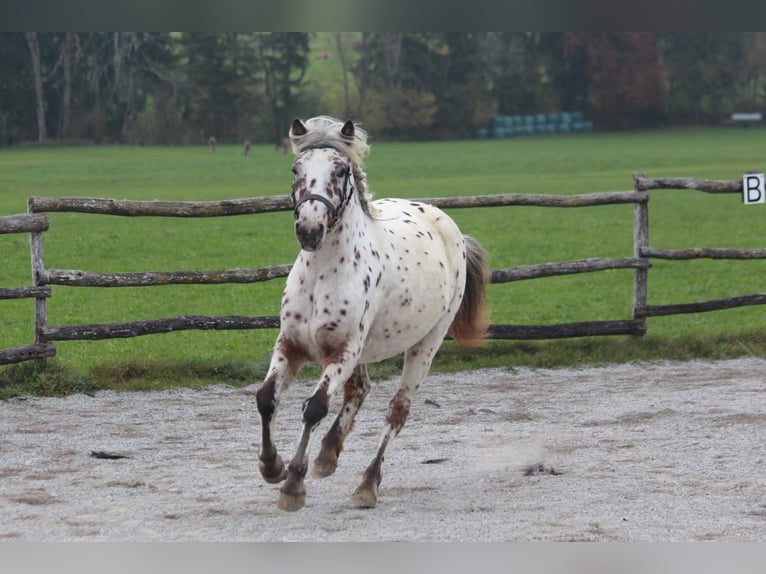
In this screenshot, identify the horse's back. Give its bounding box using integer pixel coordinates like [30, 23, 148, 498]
[371, 198, 465, 263]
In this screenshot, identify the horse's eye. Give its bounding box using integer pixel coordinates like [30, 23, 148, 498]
[336, 166, 349, 178]
[291, 166, 298, 175]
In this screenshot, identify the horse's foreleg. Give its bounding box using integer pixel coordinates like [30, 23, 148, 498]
[279, 357, 357, 511]
[278, 387, 328, 511]
[313, 364, 371, 479]
[255, 337, 304, 484]
[255, 371, 291, 483]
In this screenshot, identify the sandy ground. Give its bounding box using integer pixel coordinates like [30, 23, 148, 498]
[1, 357, 765, 542]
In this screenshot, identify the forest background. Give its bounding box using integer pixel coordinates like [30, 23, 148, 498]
[3, 32, 766, 147]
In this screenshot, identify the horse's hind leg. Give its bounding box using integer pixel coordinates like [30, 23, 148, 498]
[313, 364, 371, 479]
[352, 335, 442, 508]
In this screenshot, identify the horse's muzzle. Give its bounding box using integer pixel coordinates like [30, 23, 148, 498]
[295, 222, 325, 251]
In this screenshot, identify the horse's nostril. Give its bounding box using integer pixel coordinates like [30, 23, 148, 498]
[295, 222, 325, 251]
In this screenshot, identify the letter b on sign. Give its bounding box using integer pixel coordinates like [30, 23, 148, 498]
[743, 173, 765, 204]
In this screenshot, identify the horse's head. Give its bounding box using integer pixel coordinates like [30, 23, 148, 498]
[290, 118, 357, 251]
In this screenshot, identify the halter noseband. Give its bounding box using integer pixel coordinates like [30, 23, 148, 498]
[292, 144, 354, 229]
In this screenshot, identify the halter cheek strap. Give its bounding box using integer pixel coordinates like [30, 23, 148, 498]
[292, 161, 353, 229]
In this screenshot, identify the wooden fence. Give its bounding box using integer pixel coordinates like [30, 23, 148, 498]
[1, 173, 764, 365]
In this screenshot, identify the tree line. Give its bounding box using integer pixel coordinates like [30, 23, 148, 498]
[2, 32, 765, 147]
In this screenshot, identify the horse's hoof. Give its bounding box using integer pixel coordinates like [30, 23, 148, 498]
[312, 451, 338, 479]
[352, 484, 378, 508]
[278, 490, 306, 512]
[260, 455, 287, 484]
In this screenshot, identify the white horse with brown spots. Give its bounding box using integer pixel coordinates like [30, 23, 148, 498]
[255, 116, 490, 511]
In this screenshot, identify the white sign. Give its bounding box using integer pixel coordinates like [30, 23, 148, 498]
[742, 173, 765, 204]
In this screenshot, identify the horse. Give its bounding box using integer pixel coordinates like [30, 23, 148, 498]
[255, 115, 490, 511]
[275, 136, 290, 154]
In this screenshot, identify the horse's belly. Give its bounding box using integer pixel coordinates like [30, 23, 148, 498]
[359, 289, 453, 363]
[359, 331, 426, 363]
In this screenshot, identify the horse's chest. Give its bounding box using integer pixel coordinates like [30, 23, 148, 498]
[281, 256, 378, 350]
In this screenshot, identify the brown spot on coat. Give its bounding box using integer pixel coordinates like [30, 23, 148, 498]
[277, 337, 310, 368]
[387, 388, 411, 430]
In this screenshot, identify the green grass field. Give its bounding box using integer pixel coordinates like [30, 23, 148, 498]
[2, 127, 766, 394]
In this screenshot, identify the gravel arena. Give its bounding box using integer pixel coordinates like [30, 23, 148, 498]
[1, 358, 765, 542]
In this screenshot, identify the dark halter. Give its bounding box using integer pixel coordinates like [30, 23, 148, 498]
[292, 144, 354, 229]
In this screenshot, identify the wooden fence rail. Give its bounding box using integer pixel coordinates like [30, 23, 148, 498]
[1, 172, 763, 365]
[27, 196, 292, 217]
[0, 213, 54, 364]
[41, 265, 294, 288]
[0, 212, 50, 234]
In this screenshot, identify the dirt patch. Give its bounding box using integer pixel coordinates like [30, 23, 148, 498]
[1, 358, 765, 541]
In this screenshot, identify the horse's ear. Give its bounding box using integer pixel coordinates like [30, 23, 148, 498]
[340, 120, 355, 139]
[291, 118, 308, 137]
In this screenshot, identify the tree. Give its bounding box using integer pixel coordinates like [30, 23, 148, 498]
[257, 32, 310, 143]
[659, 33, 749, 125]
[352, 33, 443, 137]
[45, 32, 87, 141]
[25, 32, 47, 142]
[74, 33, 177, 143]
[432, 33, 494, 137]
[561, 33, 666, 129]
[0, 33, 36, 145]
[181, 33, 243, 142]
[741, 33, 766, 111]
[333, 32, 355, 118]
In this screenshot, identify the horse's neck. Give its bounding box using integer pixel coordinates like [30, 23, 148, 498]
[306, 200, 373, 266]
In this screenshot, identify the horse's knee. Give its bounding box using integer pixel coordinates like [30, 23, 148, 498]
[256, 376, 277, 418]
[303, 388, 329, 428]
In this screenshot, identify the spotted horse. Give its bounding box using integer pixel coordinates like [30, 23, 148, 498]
[255, 115, 491, 511]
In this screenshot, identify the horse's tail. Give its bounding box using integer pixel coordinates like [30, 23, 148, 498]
[449, 235, 491, 347]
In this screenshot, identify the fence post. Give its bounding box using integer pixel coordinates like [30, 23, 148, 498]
[632, 172, 649, 333]
[28, 201, 48, 349]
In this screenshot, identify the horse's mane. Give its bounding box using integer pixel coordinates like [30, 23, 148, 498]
[289, 116, 375, 215]
[290, 116, 370, 165]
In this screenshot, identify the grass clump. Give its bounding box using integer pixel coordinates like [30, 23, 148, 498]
[88, 358, 271, 392]
[0, 360, 99, 400]
[0, 357, 272, 399]
[429, 331, 766, 373]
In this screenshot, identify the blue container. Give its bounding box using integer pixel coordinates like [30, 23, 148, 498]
[572, 121, 593, 133]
